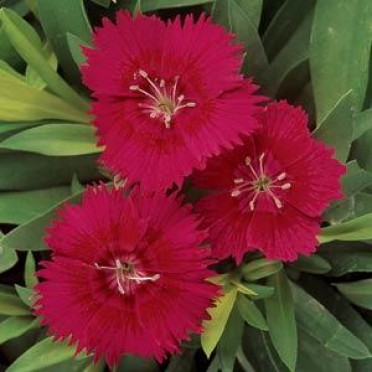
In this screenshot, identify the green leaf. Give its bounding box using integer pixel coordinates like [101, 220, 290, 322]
[25, 43, 58, 90]
[243, 327, 288, 372]
[0, 186, 71, 224]
[0, 124, 101, 156]
[319, 213, 372, 244]
[353, 128, 372, 173]
[310, 0, 372, 122]
[201, 286, 238, 358]
[324, 161, 372, 223]
[7, 336, 87, 372]
[241, 284, 274, 300]
[263, 0, 316, 61]
[0, 59, 25, 81]
[0, 8, 88, 109]
[15, 285, 34, 307]
[265, 271, 297, 371]
[0, 74, 89, 123]
[71, 174, 85, 194]
[335, 279, 372, 310]
[305, 277, 372, 371]
[212, 0, 269, 85]
[313, 90, 354, 162]
[268, 8, 314, 93]
[353, 108, 372, 140]
[0, 153, 99, 191]
[0, 245, 18, 274]
[37, 0, 92, 85]
[0, 25, 23, 68]
[289, 254, 331, 274]
[0, 190, 84, 251]
[319, 242, 372, 277]
[0, 285, 30, 316]
[217, 305, 244, 372]
[291, 282, 371, 359]
[142, 0, 212, 11]
[241, 259, 283, 281]
[25, 252, 37, 288]
[236, 347, 255, 372]
[66, 32, 90, 67]
[237, 293, 268, 331]
[0, 121, 38, 135]
[0, 316, 39, 345]
[296, 328, 352, 372]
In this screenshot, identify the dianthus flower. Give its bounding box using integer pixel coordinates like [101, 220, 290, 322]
[82, 12, 263, 192]
[193, 101, 346, 262]
[35, 186, 218, 366]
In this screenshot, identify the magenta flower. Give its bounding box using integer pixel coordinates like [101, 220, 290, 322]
[82, 12, 263, 191]
[35, 186, 218, 366]
[193, 101, 346, 262]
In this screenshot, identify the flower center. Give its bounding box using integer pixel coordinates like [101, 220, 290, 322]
[231, 153, 291, 211]
[94, 258, 160, 295]
[129, 69, 196, 129]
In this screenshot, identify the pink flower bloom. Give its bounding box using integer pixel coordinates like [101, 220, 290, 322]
[193, 101, 346, 262]
[82, 12, 263, 192]
[35, 186, 218, 366]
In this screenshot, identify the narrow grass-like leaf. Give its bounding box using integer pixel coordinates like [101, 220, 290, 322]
[289, 254, 331, 274]
[0, 75, 89, 123]
[201, 286, 238, 358]
[237, 293, 268, 331]
[0, 316, 39, 345]
[265, 271, 297, 371]
[24, 251, 37, 288]
[0, 124, 100, 156]
[335, 280, 372, 310]
[310, 0, 372, 122]
[217, 305, 244, 371]
[7, 337, 87, 372]
[0, 8, 88, 109]
[319, 213, 372, 244]
[313, 90, 354, 162]
[291, 282, 371, 359]
[242, 259, 283, 281]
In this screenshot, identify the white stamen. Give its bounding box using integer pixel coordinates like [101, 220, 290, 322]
[129, 70, 196, 129]
[231, 152, 291, 211]
[234, 178, 244, 184]
[231, 190, 241, 197]
[94, 259, 160, 295]
[277, 172, 286, 181]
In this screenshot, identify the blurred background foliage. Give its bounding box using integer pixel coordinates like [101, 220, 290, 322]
[1, 0, 372, 371]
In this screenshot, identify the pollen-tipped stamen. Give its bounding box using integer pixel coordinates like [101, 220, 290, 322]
[95, 259, 160, 295]
[130, 70, 196, 129]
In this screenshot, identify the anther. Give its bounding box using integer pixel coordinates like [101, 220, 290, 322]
[129, 85, 139, 91]
[277, 172, 286, 181]
[245, 156, 251, 166]
[234, 178, 244, 184]
[231, 190, 241, 197]
[139, 69, 148, 78]
[281, 183, 291, 190]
